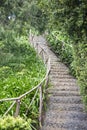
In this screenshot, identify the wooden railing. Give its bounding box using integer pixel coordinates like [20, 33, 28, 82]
[0, 34, 50, 127]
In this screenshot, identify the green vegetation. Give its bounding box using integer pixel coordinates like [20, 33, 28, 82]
[0, 35, 45, 99]
[0, 0, 87, 129]
[0, 1, 47, 129]
[0, 31, 46, 122]
[37, 0, 87, 108]
[0, 115, 32, 130]
[46, 31, 76, 76]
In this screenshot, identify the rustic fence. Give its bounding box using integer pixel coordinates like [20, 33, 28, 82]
[0, 34, 50, 127]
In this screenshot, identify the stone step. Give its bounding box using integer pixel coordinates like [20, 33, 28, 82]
[51, 81, 78, 86]
[50, 75, 74, 79]
[51, 67, 68, 70]
[42, 126, 67, 130]
[48, 103, 84, 112]
[45, 110, 87, 121]
[50, 63, 65, 66]
[50, 71, 69, 75]
[47, 86, 79, 92]
[48, 90, 80, 96]
[49, 96, 82, 104]
[51, 63, 67, 65]
[50, 78, 77, 82]
[51, 64, 68, 67]
[42, 119, 87, 130]
[51, 68, 69, 71]
[50, 59, 59, 62]
[34, 36, 87, 130]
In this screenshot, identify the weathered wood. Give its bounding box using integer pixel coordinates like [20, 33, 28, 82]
[39, 85, 43, 128]
[15, 99, 21, 117]
[0, 97, 19, 102]
[45, 76, 49, 88]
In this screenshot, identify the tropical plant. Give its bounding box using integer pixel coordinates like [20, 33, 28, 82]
[0, 115, 32, 130]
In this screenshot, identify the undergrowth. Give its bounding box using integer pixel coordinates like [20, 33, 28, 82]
[0, 34, 46, 129]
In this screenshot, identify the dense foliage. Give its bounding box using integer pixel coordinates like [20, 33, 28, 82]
[0, 115, 32, 130]
[0, 0, 47, 35]
[46, 31, 75, 76]
[0, 0, 46, 128]
[37, 0, 87, 108]
[0, 0, 87, 129]
[0, 35, 45, 99]
[0, 31, 46, 128]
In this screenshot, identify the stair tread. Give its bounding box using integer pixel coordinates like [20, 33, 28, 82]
[45, 110, 87, 120]
[49, 96, 82, 104]
[33, 36, 87, 130]
[48, 90, 80, 96]
[48, 103, 84, 112]
[42, 120, 87, 130]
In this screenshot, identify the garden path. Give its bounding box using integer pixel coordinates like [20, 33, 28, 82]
[33, 35, 87, 130]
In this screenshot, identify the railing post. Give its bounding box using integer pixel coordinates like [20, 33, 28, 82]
[41, 50, 44, 60]
[36, 43, 39, 53]
[15, 99, 20, 117]
[45, 76, 49, 88]
[43, 53, 46, 65]
[39, 85, 43, 128]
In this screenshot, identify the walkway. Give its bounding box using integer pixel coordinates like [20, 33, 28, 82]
[33, 36, 87, 130]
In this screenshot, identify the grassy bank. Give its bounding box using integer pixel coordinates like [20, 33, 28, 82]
[0, 34, 46, 128]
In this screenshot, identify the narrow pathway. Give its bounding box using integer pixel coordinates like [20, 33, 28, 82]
[33, 36, 87, 130]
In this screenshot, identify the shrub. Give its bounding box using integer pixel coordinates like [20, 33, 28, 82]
[0, 32, 46, 129]
[73, 43, 87, 108]
[47, 31, 87, 109]
[0, 115, 32, 130]
[47, 32, 74, 67]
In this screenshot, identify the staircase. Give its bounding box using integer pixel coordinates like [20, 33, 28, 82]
[33, 36, 87, 130]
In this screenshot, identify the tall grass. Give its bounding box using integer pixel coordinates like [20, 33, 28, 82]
[0, 33, 46, 129]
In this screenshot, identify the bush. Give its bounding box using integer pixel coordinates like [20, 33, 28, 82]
[47, 31, 74, 68]
[47, 31, 87, 109]
[0, 115, 32, 130]
[73, 43, 87, 108]
[0, 31, 46, 129]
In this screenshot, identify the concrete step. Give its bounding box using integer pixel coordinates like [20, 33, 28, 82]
[34, 36, 87, 130]
[51, 67, 69, 70]
[50, 78, 77, 82]
[48, 85, 79, 91]
[48, 103, 84, 112]
[42, 126, 67, 130]
[45, 110, 87, 121]
[42, 119, 87, 130]
[50, 71, 70, 75]
[50, 75, 74, 79]
[51, 81, 78, 86]
[48, 90, 80, 96]
[49, 96, 82, 104]
[50, 69, 69, 72]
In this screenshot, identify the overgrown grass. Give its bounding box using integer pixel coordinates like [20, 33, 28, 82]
[0, 35, 46, 123]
